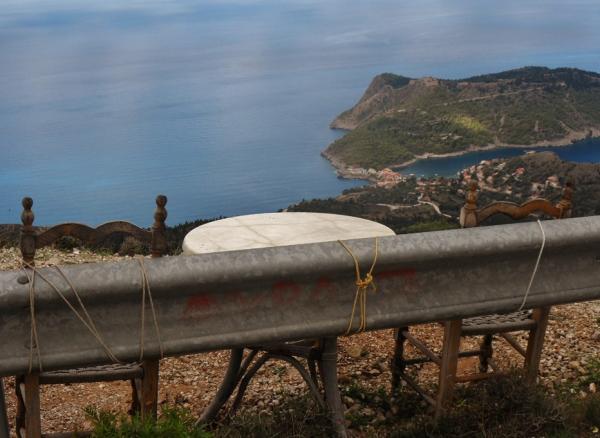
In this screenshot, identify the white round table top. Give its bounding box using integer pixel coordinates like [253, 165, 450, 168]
[182, 212, 395, 254]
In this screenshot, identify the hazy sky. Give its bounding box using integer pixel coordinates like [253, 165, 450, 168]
[1, 0, 598, 80]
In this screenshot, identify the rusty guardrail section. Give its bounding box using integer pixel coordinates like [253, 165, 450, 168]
[1, 216, 600, 377]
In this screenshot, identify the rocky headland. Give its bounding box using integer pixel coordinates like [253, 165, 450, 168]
[323, 66, 600, 175]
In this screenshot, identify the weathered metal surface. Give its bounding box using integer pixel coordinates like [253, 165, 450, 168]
[1, 216, 600, 377]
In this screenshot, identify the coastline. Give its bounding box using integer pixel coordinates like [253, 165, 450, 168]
[323, 126, 600, 180]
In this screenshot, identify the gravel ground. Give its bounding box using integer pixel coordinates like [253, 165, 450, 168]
[1, 247, 599, 436]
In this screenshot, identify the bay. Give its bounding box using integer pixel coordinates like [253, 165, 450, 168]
[1, 0, 599, 226]
[400, 138, 600, 178]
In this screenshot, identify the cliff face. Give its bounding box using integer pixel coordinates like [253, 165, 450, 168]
[325, 67, 600, 170]
[330, 73, 412, 129]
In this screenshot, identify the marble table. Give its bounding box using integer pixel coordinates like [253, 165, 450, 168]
[183, 212, 395, 254]
[183, 212, 395, 437]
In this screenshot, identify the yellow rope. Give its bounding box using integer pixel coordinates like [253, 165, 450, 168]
[23, 258, 164, 373]
[337, 237, 379, 335]
[23, 268, 42, 373]
[137, 257, 164, 360]
[20, 258, 166, 371]
[22, 261, 121, 366]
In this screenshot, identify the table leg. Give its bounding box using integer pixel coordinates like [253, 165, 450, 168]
[197, 348, 244, 424]
[0, 378, 8, 438]
[319, 337, 347, 438]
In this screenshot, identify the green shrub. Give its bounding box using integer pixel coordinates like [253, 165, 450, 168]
[393, 374, 570, 437]
[117, 236, 146, 256]
[213, 394, 333, 438]
[85, 406, 211, 438]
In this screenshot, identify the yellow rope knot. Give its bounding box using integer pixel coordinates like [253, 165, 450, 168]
[338, 237, 379, 335]
[355, 272, 375, 291]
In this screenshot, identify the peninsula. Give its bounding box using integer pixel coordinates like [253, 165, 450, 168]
[323, 67, 600, 174]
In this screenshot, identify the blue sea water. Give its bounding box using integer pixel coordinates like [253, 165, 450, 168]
[1, 0, 599, 225]
[400, 138, 600, 177]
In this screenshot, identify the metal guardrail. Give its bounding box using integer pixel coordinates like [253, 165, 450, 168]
[1, 216, 600, 377]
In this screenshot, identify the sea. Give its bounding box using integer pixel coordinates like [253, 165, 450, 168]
[1, 0, 600, 226]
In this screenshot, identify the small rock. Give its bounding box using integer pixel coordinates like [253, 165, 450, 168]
[347, 345, 363, 358]
[343, 396, 355, 406]
[569, 361, 580, 370]
[374, 360, 387, 372]
[338, 373, 352, 384]
[47, 257, 61, 265]
[348, 404, 360, 413]
[361, 407, 375, 417]
[590, 382, 597, 393]
[591, 330, 600, 341]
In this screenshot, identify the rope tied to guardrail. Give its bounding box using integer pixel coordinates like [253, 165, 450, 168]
[22, 262, 121, 371]
[519, 219, 546, 311]
[136, 257, 164, 360]
[22, 267, 42, 373]
[21, 258, 165, 372]
[338, 237, 379, 335]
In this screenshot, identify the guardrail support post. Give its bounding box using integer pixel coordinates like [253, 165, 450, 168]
[319, 337, 346, 438]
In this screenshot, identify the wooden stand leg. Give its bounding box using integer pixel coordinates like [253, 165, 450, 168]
[479, 334, 493, 373]
[524, 307, 550, 385]
[391, 327, 408, 394]
[140, 359, 160, 421]
[435, 320, 462, 420]
[1, 378, 9, 438]
[198, 348, 244, 424]
[17, 374, 41, 438]
[319, 337, 347, 438]
[130, 378, 141, 415]
[15, 376, 25, 438]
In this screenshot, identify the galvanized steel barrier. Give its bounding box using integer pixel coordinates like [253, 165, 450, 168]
[1, 216, 600, 377]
